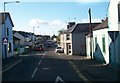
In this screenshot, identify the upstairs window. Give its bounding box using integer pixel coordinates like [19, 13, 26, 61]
[66, 34, 70, 40]
[7, 28, 9, 36]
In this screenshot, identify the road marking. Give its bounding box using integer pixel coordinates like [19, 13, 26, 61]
[55, 75, 65, 83]
[69, 61, 91, 83]
[38, 60, 41, 65]
[31, 68, 38, 78]
[19, 54, 29, 56]
[43, 52, 46, 56]
[42, 67, 50, 70]
[2, 59, 22, 73]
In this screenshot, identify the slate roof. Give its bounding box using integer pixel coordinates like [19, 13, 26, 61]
[0, 12, 14, 27]
[66, 23, 101, 33]
[93, 18, 108, 31]
[13, 36, 20, 40]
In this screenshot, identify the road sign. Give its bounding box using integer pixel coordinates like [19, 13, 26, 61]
[3, 38, 8, 45]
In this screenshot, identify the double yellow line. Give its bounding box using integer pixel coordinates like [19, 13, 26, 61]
[69, 61, 92, 83]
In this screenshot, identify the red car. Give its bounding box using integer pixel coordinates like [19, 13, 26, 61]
[34, 44, 44, 51]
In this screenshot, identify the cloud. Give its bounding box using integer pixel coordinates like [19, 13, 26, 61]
[49, 20, 63, 26]
[29, 18, 66, 27]
[29, 18, 49, 26]
[29, 18, 66, 35]
[80, 18, 102, 23]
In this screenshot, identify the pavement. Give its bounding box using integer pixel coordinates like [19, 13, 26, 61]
[58, 53, 120, 82]
[2, 52, 120, 82]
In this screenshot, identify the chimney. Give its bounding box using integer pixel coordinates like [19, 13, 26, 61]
[67, 22, 75, 29]
[68, 22, 75, 27]
[67, 25, 69, 29]
[101, 17, 108, 22]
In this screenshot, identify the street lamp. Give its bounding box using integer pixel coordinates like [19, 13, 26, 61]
[3, 1, 20, 58]
[32, 26, 39, 49]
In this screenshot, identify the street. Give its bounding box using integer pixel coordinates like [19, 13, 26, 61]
[2, 46, 120, 83]
[2, 47, 86, 83]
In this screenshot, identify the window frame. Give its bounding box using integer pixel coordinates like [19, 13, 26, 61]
[102, 36, 106, 53]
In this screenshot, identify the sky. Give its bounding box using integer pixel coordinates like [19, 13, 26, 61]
[0, 0, 109, 36]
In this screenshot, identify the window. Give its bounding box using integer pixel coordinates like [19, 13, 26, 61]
[102, 37, 106, 53]
[66, 34, 70, 40]
[68, 44, 71, 49]
[118, 4, 120, 22]
[95, 37, 97, 50]
[7, 28, 9, 36]
[8, 43, 12, 52]
[95, 37, 97, 46]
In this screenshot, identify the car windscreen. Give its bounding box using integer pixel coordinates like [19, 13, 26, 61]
[57, 47, 61, 49]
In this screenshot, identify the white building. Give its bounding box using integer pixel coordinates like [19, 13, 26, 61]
[92, 18, 109, 64]
[0, 12, 14, 59]
[108, 0, 120, 69]
[60, 22, 99, 55]
[86, 0, 120, 69]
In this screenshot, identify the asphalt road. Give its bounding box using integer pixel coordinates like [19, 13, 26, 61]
[2, 48, 86, 83]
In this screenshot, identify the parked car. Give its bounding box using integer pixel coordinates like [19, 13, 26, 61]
[55, 46, 64, 53]
[34, 44, 44, 51]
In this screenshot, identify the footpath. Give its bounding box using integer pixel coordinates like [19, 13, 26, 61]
[59, 53, 120, 82]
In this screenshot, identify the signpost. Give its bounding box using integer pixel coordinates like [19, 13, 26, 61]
[3, 38, 8, 45]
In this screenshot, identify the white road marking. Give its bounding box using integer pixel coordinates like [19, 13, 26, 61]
[55, 75, 65, 83]
[2, 59, 22, 73]
[43, 52, 46, 56]
[42, 67, 50, 70]
[69, 61, 91, 82]
[31, 68, 38, 78]
[38, 60, 41, 65]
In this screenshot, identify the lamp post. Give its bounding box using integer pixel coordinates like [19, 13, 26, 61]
[3, 1, 20, 58]
[32, 26, 39, 49]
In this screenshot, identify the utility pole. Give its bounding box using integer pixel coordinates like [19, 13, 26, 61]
[88, 8, 93, 60]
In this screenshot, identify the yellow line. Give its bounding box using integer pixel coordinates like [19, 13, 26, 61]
[2, 59, 22, 73]
[69, 61, 92, 83]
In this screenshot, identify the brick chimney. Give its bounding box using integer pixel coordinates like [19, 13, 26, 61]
[67, 22, 75, 29]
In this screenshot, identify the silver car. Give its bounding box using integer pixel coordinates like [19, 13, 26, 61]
[55, 46, 64, 53]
